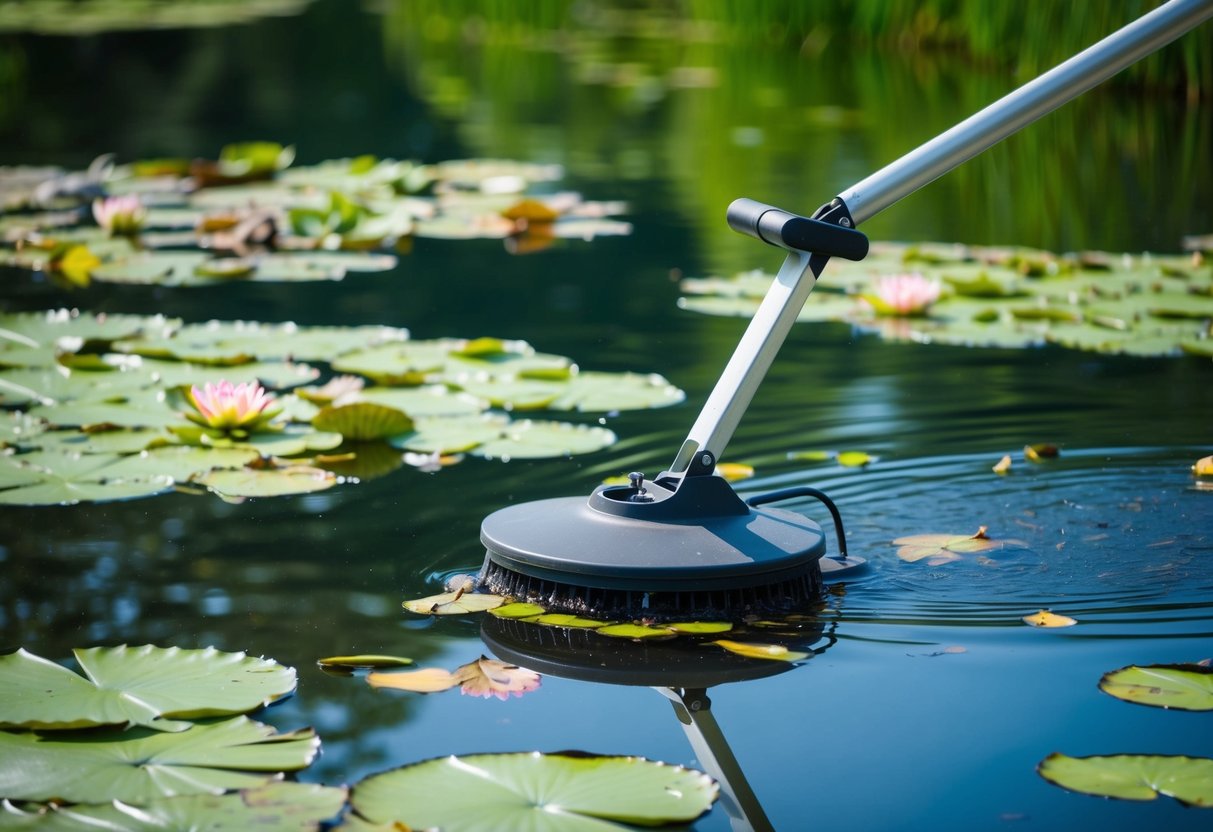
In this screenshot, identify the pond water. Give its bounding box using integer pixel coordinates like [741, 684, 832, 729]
[1, 1, 1212, 829]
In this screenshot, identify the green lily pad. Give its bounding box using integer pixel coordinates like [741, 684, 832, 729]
[28, 388, 182, 430]
[1098, 663, 1213, 711]
[1038, 753, 1213, 807]
[0, 716, 319, 804]
[0, 645, 296, 731]
[471, 420, 616, 460]
[595, 623, 677, 640]
[24, 428, 172, 455]
[669, 621, 734, 635]
[0, 782, 348, 831]
[548, 371, 685, 412]
[392, 413, 510, 454]
[0, 451, 174, 505]
[528, 613, 614, 629]
[357, 385, 484, 417]
[312, 402, 414, 441]
[332, 342, 450, 385]
[488, 602, 548, 619]
[193, 466, 338, 499]
[349, 752, 718, 831]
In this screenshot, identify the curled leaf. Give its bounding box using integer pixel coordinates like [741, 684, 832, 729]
[317, 655, 414, 670]
[1193, 455, 1213, 477]
[1024, 443, 1060, 462]
[714, 462, 754, 482]
[993, 454, 1012, 474]
[1022, 609, 1077, 628]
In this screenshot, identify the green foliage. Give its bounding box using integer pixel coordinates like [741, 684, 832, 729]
[348, 752, 718, 831]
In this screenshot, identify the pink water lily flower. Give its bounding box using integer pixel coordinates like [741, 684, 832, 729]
[863, 272, 942, 317]
[92, 194, 147, 235]
[186, 380, 280, 431]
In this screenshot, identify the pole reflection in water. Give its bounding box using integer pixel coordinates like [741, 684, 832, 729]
[481, 613, 838, 832]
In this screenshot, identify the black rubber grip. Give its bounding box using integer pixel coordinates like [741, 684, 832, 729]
[727, 197, 868, 261]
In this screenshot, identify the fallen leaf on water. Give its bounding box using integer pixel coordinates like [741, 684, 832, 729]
[714, 462, 754, 482]
[367, 657, 541, 701]
[454, 657, 541, 700]
[317, 654, 414, 670]
[367, 667, 458, 693]
[993, 454, 1012, 474]
[1024, 443, 1060, 462]
[836, 451, 875, 468]
[1193, 455, 1213, 477]
[1023, 609, 1077, 628]
[712, 640, 809, 662]
[893, 526, 1028, 566]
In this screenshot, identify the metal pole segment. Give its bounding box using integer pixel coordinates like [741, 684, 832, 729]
[839, 0, 1213, 225]
[670, 0, 1212, 476]
[670, 249, 817, 474]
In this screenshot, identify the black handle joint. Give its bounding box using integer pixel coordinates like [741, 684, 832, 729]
[727, 197, 868, 261]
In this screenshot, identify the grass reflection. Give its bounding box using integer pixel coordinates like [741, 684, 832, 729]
[384, 1, 1212, 257]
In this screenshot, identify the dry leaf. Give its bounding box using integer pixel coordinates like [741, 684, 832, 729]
[993, 454, 1012, 474]
[367, 667, 458, 693]
[453, 657, 540, 700]
[1022, 609, 1077, 628]
[1193, 455, 1213, 477]
[714, 462, 754, 482]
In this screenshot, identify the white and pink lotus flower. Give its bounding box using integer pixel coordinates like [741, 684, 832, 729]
[185, 380, 282, 433]
[861, 272, 943, 317]
[91, 194, 147, 236]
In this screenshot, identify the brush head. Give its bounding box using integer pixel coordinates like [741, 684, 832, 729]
[480, 473, 827, 620]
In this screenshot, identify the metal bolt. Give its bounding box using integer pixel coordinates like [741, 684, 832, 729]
[700, 453, 713, 467]
[628, 472, 644, 490]
[839, 217, 852, 227]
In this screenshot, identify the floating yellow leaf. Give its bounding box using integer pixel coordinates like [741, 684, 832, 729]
[54, 245, 100, 287]
[1023, 609, 1077, 628]
[501, 198, 559, 223]
[836, 451, 874, 467]
[993, 454, 1012, 474]
[714, 462, 754, 482]
[668, 621, 734, 635]
[712, 640, 809, 662]
[367, 667, 457, 693]
[1193, 455, 1213, 477]
[1024, 443, 1060, 462]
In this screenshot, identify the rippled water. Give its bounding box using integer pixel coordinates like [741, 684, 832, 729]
[2, 2, 1212, 829]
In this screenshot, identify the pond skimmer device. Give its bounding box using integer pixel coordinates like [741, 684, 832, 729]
[479, 0, 1213, 619]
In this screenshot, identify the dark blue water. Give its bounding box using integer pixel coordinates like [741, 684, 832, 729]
[1, 2, 1211, 829]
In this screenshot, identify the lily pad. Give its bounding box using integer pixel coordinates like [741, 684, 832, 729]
[0, 645, 296, 731]
[1038, 753, 1213, 807]
[488, 602, 548, 619]
[193, 466, 338, 499]
[0, 782, 346, 831]
[0, 451, 174, 505]
[402, 591, 507, 615]
[312, 402, 414, 441]
[894, 526, 1029, 565]
[348, 752, 718, 831]
[470, 420, 616, 460]
[595, 623, 677, 640]
[0, 716, 319, 804]
[1098, 663, 1213, 711]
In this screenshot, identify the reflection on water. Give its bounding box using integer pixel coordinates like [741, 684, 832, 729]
[1, 1, 1212, 829]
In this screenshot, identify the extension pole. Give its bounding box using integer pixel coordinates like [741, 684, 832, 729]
[670, 0, 1213, 476]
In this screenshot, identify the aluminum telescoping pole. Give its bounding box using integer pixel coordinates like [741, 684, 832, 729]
[670, 0, 1213, 476]
[839, 0, 1213, 224]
